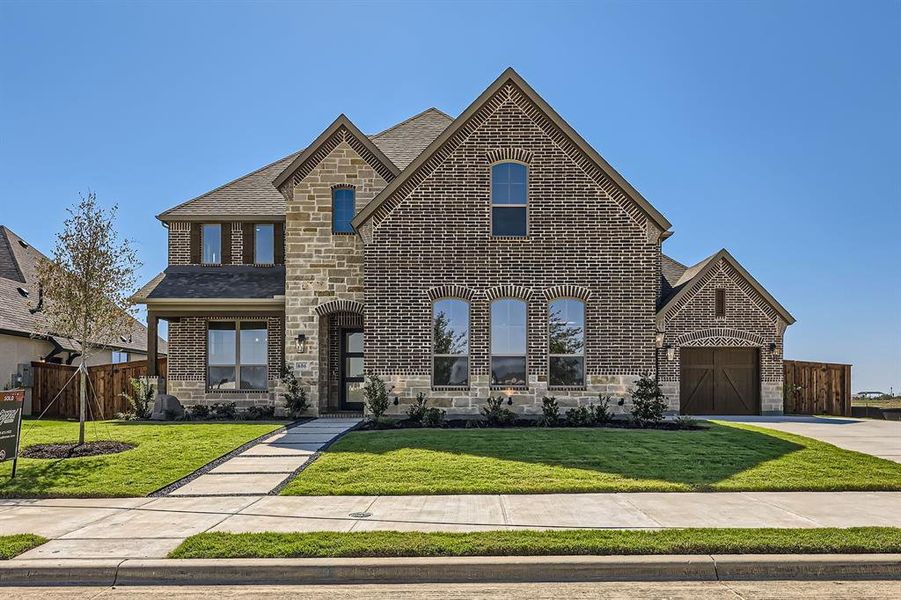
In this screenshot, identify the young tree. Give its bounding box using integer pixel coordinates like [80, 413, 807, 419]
[35, 193, 140, 444]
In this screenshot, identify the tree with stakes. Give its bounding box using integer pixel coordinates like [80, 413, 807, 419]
[35, 193, 140, 445]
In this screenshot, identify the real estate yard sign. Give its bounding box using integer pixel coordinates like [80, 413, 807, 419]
[0, 389, 25, 477]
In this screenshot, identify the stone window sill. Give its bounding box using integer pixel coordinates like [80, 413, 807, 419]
[548, 386, 587, 392]
[432, 386, 470, 392]
[205, 389, 269, 394]
[490, 386, 529, 391]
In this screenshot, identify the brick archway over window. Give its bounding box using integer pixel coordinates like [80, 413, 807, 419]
[676, 327, 766, 347]
[484, 285, 533, 301]
[315, 299, 365, 317]
[426, 284, 477, 302]
[542, 285, 592, 302]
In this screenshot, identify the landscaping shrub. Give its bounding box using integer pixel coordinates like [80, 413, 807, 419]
[565, 405, 592, 427]
[211, 402, 237, 420]
[280, 365, 310, 418]
[481, 396, 515, 427]
[120, 378, 155, 420]
[629, 374, 668, 426]
[406, 392, 428, 426]
[244, 405, 276, 420]
[422, 406, 446, 428]
[674, 415, 699, 429]
[538, 397, 561, 427]
[363, 376, 390, 420]
[591, 395, 614, 425]
[189, 404, 210, 419]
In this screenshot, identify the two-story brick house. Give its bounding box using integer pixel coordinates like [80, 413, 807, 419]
[135, 68, 795, 417]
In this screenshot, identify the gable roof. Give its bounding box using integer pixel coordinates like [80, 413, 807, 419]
[657, 248, 795, 326]
[271, 114, 400, 190]
[369, 108, 453, 169]
[0, 225, 166, 354]
[352, 67, 672, 231]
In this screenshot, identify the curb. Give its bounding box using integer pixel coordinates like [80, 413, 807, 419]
[1, 554, 899, 586]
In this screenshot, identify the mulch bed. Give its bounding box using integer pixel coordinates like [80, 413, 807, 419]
[361, 418, 708, 431]
[21, 441, 135, 459]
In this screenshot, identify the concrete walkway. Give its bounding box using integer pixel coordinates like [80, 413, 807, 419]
[713, 416, 901, 463]
[168, 418, 361, 496]
[2, 491, 899, 561]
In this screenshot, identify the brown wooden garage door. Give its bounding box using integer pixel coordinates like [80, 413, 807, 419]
[680, 348, 760, 415]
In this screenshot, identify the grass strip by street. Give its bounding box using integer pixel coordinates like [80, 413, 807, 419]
[0, 419, 283, 498]
[0, 535, 47, 560]
[169, 527, 901, 559]
[280, 422, 901, 495]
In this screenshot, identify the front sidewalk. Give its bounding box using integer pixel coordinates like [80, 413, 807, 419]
[2, 491, 900, 561]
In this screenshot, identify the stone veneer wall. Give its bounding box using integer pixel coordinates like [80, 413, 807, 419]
[166, 315, 284, 408]
[659, 258, 786, 414]
[363, 82, 660, 417]
[282, 140, 388, 414]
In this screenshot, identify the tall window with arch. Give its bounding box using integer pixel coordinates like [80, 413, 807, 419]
[432, 299, 469, 386]
[491, 298, 527, 386]
[491, 162, 527, 236]
[548, 298, 585, 387]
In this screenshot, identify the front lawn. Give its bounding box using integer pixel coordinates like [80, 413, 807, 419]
[169, 527, 901, 559]
[0, 419, 282, 498]
[280, 422, 901, 495]
[0, 534, 47, 560]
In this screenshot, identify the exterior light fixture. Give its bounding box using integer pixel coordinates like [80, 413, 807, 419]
[768, 342, 778, 353]
[654, 331, 666, 348]
[393, 396, 399, 406]
[295, 333, 307, 353]
[665, 344, 675, 361]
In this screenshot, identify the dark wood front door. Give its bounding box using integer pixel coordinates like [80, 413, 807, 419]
[340, 329, 364, 411]
[680, 347, 760, 415]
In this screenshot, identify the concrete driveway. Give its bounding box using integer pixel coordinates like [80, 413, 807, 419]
[712, 416, 901, 463]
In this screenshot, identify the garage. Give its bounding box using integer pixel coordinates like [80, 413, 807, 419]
[680, 347, 760, 415]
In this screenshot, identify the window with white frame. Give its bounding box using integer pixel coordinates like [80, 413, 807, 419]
[491, 162, 527, 236]
[548, 298, 585, 387]
[490, 298, 527, 386]
[432, 299, 469, 387]
[207, 321, 268, 391]
[111, 351, 129, 364]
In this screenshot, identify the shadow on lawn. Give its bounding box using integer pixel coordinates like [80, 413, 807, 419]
[324, 424, 805, 488]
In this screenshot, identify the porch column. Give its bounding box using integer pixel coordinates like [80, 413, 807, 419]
[147, 312, 158, 377]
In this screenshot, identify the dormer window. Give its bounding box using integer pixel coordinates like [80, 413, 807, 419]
[201, 224, 222, 264]
[332, 188, 355, 234]
[491, 162, 527, 237]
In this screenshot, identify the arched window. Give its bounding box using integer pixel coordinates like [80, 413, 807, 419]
[332, 188, 355, 234]
[491, 162, 527, 236]
[491, 299, 527, 386]
[432, 299, 469, 386]
[548, 298, 585, 387]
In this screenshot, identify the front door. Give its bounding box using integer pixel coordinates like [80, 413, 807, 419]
[340, 329, 364, 411]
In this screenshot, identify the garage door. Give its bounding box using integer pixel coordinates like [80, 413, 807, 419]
[680, 348, 760, 415]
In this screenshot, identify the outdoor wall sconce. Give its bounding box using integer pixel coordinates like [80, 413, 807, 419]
[768, 342, 778, 353]
[665, 344, 676, 361]
[507, 397, 513, 406]
[295, 333, 307, 353]
[393, 397, 399, 406]
[654, 331, 666, 348]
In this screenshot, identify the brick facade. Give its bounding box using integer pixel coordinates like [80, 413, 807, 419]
[658, 258, 786, 413]
[363, 83, 659, 415]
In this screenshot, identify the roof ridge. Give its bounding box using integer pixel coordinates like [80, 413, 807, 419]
[370, 107, 453, 139]
[157, 148, 303, 220]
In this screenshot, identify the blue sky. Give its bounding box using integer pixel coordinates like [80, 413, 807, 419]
[1, 1, 898, 392]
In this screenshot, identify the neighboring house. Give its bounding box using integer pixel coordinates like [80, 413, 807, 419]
[0, 225, 166, 389]
[135, 68, 794, 417]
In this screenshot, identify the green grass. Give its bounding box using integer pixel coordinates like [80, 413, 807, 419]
[169, 528, 901, 559]
[0, 534, 47, 560]
[853, 398, 901, 409]
[0, 419, 282, 498]
[280, 422, 901, 495]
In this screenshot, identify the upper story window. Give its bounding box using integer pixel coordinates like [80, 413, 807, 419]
[432, 299, 470, 387]
[491, 162, 527, 237]
[332, 188, 355, 234]
[201, 224, 221, 264]
[715, 288, 726, 318]
[111, 351, 129, 364]
[548, 298, 585, 387]
[254, 224, 274, 264]
[491, 298, 527, 387]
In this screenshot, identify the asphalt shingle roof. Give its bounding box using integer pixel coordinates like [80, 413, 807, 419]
[157, 108, 453, 220]
[135, 265, 285, 300]
[0, 225, 165, 354]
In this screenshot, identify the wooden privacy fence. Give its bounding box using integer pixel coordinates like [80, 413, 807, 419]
[783, 360, 852, 416]
[31, 358, 167, 419]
